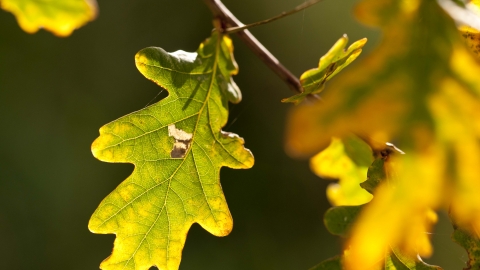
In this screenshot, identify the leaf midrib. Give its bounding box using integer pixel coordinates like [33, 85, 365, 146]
[121, 34, 223, 269]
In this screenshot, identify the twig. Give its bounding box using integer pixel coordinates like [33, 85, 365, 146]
[225, 0, 322, 34]
[203, 0, 303, 94]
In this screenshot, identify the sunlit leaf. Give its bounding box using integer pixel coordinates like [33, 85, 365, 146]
[344, 143, 442, 269]
[1, 0, 97, 36]
[310, 135, 373, 206]
[89, 31, 254, 270]
[321, 153, 441, 269]
[322, 210, 440, 269]
[281, 35, 366, 105]
[286, 0, 480, 267]
[322, 206, 440, 270]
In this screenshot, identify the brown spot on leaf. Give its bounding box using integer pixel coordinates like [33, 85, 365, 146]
[168, 124, 193, 158]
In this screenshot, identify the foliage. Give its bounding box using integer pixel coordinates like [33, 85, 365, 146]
[282, 35, 366, 105]
[318, 148, 441, 269]
[309, 135, 373, 206]
[88, 32, 254, 270]
[287, 0, 480, 268]
[5, 0, 480, 269]
[0, 0, 97, 36]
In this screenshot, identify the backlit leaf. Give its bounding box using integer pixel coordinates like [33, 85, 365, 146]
[346, 152, 441, 269]
[310, 135, 373, 206]
[281, 35, 366, 105]
[286, 0, 480, 267]
[321, 153, 441, 269]
[1, 0, 97, 36]
[89, 31, 254, 270]
[322, 206, 440, 270]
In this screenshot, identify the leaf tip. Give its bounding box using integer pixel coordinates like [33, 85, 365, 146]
[91, 137, 103, 160]
[134, 48, 151, 70]
[357, 38, 368, 46]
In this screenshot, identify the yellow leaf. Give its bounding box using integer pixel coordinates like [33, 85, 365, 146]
[345, 151, 442, 269]
[1, 0, 97, 36]
[321, 150, 442, 269]
[310, 136, 373, 206]
[285, 0, 480, 267]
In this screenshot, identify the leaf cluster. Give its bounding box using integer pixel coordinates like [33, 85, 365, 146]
[6, 0, 480, 269]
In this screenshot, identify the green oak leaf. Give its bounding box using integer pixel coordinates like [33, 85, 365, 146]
[89, 31, 254, 270]
[1, 0, 97, 37]
[282, 35, 366, 105]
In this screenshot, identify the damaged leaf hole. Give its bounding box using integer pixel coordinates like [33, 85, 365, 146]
[168, 124, 193, 158]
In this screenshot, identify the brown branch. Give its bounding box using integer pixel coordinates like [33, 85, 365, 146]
[203, 0, 303, 94]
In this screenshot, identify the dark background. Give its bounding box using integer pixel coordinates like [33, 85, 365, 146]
[0, 0, 467, 269]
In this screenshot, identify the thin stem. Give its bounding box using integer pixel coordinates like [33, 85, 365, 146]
[203, 0, 304, 94]
[225, 0, 322, 34]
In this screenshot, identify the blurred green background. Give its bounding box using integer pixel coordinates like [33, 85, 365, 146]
[0, 0, 468, 269]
